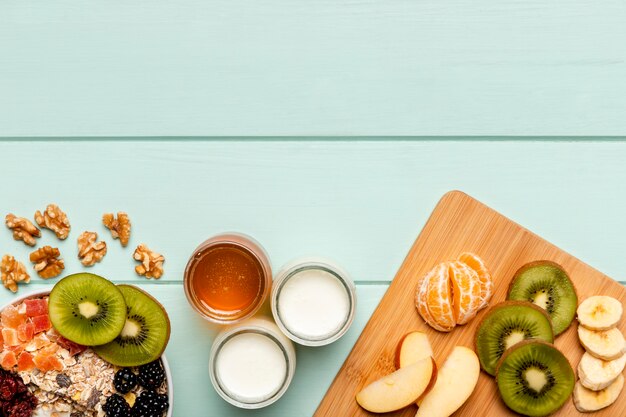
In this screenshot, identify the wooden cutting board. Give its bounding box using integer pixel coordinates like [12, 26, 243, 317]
[314, 191, 626, 417]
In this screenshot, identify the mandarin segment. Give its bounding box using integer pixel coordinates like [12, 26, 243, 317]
[416, 264, 453, 332]
[449, 261, 482, 325]
[458, 252, 493, 309]
[426, 263, 456, 331]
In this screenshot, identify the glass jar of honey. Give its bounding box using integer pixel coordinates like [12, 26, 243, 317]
[184, 233, 272, 324]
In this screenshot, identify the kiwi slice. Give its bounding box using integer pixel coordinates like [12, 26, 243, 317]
[49, 273, 127, 346]
[94, 285, 170, 367]
[475, 301, 554, 376]
[507, 261, 578, 336]
[496, 340, 574, 416]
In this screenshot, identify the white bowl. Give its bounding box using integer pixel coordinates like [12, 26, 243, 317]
[0, 289, 174, 417]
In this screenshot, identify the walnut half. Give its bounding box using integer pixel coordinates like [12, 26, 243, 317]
[1, 255, 30, 292]
[5, 214, 41, 246]
[77, 231, 107, 266]
[133, 244, 164, 279]
[35, 203, 71, 240]
[30, 246, 65, 279]
[103, 212, 131, 247]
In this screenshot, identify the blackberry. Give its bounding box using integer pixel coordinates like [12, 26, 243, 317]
[103, 394, 131, 417]
[138, 360, 165, 390]
[132, 390, 167, 417]
[114, 368, 138, 394]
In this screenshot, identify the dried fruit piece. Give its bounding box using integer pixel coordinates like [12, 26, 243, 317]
[16, 322, 34, 342]
[0, 351, 17, 369]
[29, 246, 64, 279]
[23, 299, 47, 317]
[32, 315, 52, 334]
[2, 328, 20, 346]
[17, 352, 35, 372]
[34, 204, 71, 240]
[103, 212, 131, 247]
[77, 231, 107, 266]
[5, 214, 41, 246]
[133, 244, 165, 279]
[1, 305, 26, 329]
[0, 255, 30, 293]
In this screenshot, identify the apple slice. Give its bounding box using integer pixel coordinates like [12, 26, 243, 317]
[396, 331, 434, 368]
[415, 346, 479, 417]
[356, 356, 434, 413]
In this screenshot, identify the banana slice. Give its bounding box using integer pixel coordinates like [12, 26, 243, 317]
[578, 326, 626, 361]
[573, 374, 624, 412]
[578, 351, 626, 391]
[577, 296, 623, 331]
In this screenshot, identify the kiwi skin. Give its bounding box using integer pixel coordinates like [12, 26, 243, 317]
[508, 260, 578, 336]
[474, 300, 554, 376]
[495, 340, 575, 417]
[94, 285, 171, 367]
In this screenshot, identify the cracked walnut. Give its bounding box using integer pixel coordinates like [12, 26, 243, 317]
[0, 255, 30, 292]
[35, 203, 71, 240]
[30, 246, 65, 279]
[133, 244, 164, 279]
[5, 214, 41, 246]
[77, 231, 107, 266]
[102, 212, 131, 247]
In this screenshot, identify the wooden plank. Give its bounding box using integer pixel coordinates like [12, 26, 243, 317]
[315, 191, 626, 417]
[1, 140, 625, 286]
[1, 1, 625, 136]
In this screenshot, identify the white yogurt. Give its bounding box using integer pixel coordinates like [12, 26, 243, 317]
[272, 260, 356, 346]
[215, 332, 287, 403]
[210, 317, 296, 409]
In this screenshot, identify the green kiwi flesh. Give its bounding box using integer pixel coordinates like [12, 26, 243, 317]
[475, 301, 554, 376]
[49, 273, 127, 346]
[507, 261, 577, 336]
[94, 285, 170, 366]
[496, 340, 574, 416]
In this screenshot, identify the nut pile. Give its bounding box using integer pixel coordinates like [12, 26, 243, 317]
[2, 204, 166, 292]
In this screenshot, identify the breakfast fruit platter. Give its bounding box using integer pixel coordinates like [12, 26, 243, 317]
[314, 191, 626, 417]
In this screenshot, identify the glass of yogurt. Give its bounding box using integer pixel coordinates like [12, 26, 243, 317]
[271, 258, 356, 346]
[209, 317, 296, 409]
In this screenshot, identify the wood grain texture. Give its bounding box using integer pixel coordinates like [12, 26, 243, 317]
[1, 1, 626, 136]
[315, 191, 626, 417]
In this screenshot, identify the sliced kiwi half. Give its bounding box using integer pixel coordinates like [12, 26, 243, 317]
[507, 261, 578, 336]
[94, 285, 170, 367]
[496, 340, 574, 416]
[475, 301, 554, 376]
[49, 273, 127, 346]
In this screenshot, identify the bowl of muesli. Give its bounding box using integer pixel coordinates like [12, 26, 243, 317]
[0, 290, 173, 417]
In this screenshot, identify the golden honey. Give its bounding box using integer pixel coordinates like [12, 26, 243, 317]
[184, 234, 271, 324]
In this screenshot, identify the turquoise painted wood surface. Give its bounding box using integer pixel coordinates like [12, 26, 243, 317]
[1, 1, 626, 136]
[0, 140, 625, 416]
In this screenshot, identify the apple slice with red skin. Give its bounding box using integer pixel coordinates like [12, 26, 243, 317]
[396, 331, 438, 403]
[415, 346, 480, 417]
[356, 356, 435, 413]
[396, 331, 434, 368]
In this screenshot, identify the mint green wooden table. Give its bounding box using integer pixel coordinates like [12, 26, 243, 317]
[1, 2, 626, 417]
